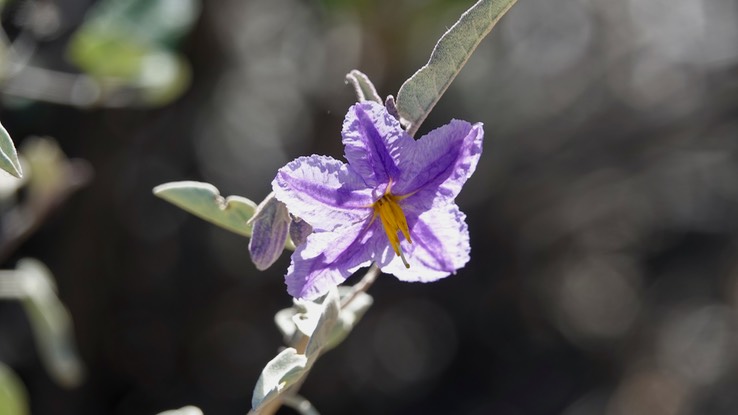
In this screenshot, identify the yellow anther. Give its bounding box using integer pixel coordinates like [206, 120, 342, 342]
[372, 191, 412, 268]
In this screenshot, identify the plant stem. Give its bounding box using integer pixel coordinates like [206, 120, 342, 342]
[340, 263, 380, 309]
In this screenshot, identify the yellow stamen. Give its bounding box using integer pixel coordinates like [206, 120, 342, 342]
[372, 191, 412, 268]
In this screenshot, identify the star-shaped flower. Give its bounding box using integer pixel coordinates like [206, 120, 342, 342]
[272, 101, 484, 299]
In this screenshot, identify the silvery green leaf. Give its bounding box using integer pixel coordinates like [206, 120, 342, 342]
[156, 406, 203, 415]
[291, 298, 326, 340]
[396, 0, 518, 135]
[248, 194, 291, 270]
[345, 70, 382, 103]
[324, 290, 373, 351]
[251, 347, 309, 411]
[305, 289, 340, 360]
[153, 181, 257, 237]
[0, 122, 22, 178]
[0, 363, 29, 415]
[17, 259, 85, 388]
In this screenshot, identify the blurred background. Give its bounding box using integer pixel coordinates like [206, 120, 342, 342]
[1, 0, 738, 414]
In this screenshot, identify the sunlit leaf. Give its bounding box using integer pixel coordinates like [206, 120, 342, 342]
[396, 0, 518, 135]
[305, 289, 341, 359]
[251, 348, 309, 411]
[153, 181, 257, 237]
[0, 363, 29, 415]
[0, 122, 22, 178]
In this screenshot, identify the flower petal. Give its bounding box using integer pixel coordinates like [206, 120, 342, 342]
[273, 155, 373, 232]
[286, 220, 384, 299]
[382, 203, 470, 282]
[394, 121, 483, 209]
[342, 101, 413, 187]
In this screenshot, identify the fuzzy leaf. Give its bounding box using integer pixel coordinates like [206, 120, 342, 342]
[153, 181, 257, 237]
[345, 70, 382, 103]
[305, 289, 341, 360]
[251, 348, 309, 411]
[0, 122, 22, 178]
[326, 290, 373, 351]
[396, 0, 518, 134]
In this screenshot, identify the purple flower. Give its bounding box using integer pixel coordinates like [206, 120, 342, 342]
[272, 101, 484, 299]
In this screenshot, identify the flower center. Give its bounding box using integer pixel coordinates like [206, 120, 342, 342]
[372, 191, 412, 268]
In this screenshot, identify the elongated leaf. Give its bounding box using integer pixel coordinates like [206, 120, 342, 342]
[17, 259, 85, 388]
[153, 181, 257, 237]
[0, 122, 22, 178]
[396, 0, 518, 135]
[251, 347, 308, 411]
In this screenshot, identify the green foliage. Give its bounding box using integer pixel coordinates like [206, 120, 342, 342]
[67, 0, 200, 105]
[396, 0, 518, 135]
[153, 181, 258, 237]
[0, 122, 22, 178]
[0, 363, 28, 415]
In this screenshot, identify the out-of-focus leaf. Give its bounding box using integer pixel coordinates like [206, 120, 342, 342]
[0, 122, 22, 178]
[67, 0, 200, 105]
[153, 181, 257, 237]
[21, 137, 92, 202]
[17, 259, 85, 388]
[251, 348, 309, 411]
[396, 0, 518, 135]
[345, 70, 382, 103]
[0, 363, 29, 415]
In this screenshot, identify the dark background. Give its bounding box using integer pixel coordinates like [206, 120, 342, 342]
[2, 0, 738, 414]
